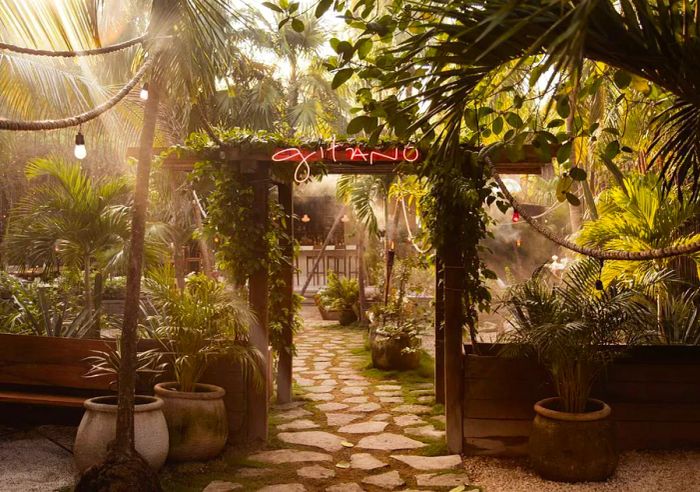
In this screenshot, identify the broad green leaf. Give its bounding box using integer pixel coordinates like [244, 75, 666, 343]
[347, 115, 371, 134]
[332, 68, 354, 89]
[505, 112, 523, 128]
[565, 192, 581, 206]
[492, 116, 504, 134]
[357, 38, 373, 60]
[556, 95, 570, 119]
[569, 167, 587, 181]
[604, 140, 620, 160]
[263, 1, 283, 13]
[315, 0, 333, 17]
[291, 18, 305, 32]
[613, 70, 632, 89]
[557, 141, 572, 163]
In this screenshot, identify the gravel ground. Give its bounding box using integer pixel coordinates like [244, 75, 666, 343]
[463, 450, 700, 491]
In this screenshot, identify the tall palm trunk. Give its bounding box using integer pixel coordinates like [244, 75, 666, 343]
[567, 91, 583, 233]
[114, 81, 161, 453]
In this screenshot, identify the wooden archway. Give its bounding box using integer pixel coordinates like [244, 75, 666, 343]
[157, 142, 552, 449]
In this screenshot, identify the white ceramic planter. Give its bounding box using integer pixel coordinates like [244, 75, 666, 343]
[154, 382, 228, 462]
[73, 395, 169, 473]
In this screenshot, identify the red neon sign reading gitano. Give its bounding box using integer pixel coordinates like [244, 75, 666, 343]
[271, 139, 420, 183]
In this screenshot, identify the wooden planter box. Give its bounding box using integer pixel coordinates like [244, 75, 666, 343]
[463, 344, 700, 456]
[0, 333, 257, 444]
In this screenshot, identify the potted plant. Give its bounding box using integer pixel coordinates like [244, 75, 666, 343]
[146, 271, 263, 462]
[74, 341, 168, 472]
[317, 271, 359, 325]
[370, 262, 422, 370]
[501, 258, 652, 482]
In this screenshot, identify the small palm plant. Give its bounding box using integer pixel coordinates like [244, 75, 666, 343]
[144, 269, 263, 393]
[501, 258, 652, 413]
[318, 271, 359, 325]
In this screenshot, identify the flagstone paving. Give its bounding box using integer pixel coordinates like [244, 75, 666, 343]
[191, 313, 473, 491]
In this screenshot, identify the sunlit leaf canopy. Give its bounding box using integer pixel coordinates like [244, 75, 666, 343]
[295, 0, 700, 197]
[0, 0, 240, 150]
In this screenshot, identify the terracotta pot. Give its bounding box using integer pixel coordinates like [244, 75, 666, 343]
[154, 382, 228, 462]
[370, 332, 420, 370]
[339, 308, 357, 325]
[74, 395, 169, 473]
[529, 397, 618, 482]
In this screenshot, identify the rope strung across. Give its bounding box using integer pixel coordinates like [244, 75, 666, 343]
[0, 34, 146, 57]
[488, 157, 700, 260]
[0, 55, 154, 131]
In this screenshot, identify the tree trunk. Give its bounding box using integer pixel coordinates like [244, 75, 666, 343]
[357, 224, 367, 325]
[192, 197, 214, 276]
[114, 82, 161, 454]
[567, 91, 583, 233]
[383, 198, 402, 305]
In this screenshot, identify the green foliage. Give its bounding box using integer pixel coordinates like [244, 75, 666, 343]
[103, 276, 127, 300]
[318, 271, 359, 314]
[501, 258, 653, 413]
[658, 288, 700, 346]
[421, 151, 496, 341]
[579, 173, 700, 286]
[83, 341, 166, 391]
[0, 279, 97, 338]
[373, 260, 424, 353]
[193, 159, 263, 285]
[144, 270, 264, 393]
[267, 200, 303, 356]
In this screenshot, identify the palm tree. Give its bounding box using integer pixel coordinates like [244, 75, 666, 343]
[203, 8, 348, 136]
[3, 157, 166, 326]
[578, 172, 700, 339]
[0, 1, 237, 486]
[3, 158, 131, 314]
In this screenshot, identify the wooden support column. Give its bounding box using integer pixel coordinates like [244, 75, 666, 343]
[276, 182, 294, 404]
[247, 161, 270, 442]
[442, 239, 464, 453]
[434, 256, 445, 405]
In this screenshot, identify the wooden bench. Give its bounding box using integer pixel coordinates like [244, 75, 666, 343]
[0, 333, 255, 443]
[0, 334, 113, 408]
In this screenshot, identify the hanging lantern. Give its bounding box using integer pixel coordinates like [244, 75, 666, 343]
[74, 130, 87, 160]
[511, 209, 520, 223]
[140, 82, 149, 101]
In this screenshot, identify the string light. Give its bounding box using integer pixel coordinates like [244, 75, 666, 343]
[340, 214, 350, 223]
[301, 214, 311, 223]
[74, 129, 87, 160]
[511, 210, 521, 223]
[140, 82, 149, 101]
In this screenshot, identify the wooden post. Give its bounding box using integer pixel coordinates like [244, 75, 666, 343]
[246, 161, 270, 442]
[276, 182, 294, 404]
[442, 237, 464, 453]
[434, 256, 445, 405]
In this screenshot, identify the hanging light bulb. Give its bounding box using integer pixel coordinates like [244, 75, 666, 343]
[74, 130, 87, 160]
[511, 210, 520, 223]
[140, 82, 149, 101]
[301, 214, 311, 223]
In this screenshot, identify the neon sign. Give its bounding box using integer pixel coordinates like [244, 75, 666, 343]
[271, 138, 420, 183]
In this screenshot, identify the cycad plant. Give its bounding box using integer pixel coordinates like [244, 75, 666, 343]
[144, 269, 263, 393]
[578, 172, 700, 340]
[318, 271, 359, 325]
[501, 258, 652, 413]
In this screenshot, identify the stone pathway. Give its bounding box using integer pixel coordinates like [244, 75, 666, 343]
[201, 315, 473, 491]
